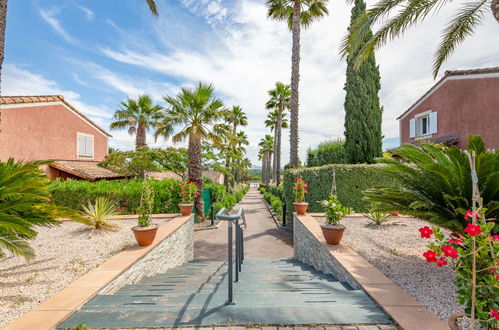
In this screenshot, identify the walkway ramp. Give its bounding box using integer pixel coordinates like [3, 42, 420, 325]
[59, 258, 390, 328]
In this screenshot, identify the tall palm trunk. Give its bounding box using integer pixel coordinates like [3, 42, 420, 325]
[272, 128, 278, 182]
[266, 152, 272, 185]
[276, 105, 283, 185]
[289, 0, 301, 168]
[261, 157, 266, 183]
[188, 133, 204, 220]
[493, 0, 499, 22]
[224, 156, 230, 191]
[0, 0, 7, 97]
[135, 122, 147, 149]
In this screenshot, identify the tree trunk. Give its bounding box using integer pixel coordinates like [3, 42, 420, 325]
[289, 0, 301, 168]
[276, 105, 283, 185]
[188, 133, 204, 220]
[0, 0, 7, 96]
[135, 122, 147, 149]
[261, 158, 266, 183]
[272, 128, 278, 182]
[224, 156, 230, 191]
[493, 0, 499, 22]
[267, 152, 272, 185]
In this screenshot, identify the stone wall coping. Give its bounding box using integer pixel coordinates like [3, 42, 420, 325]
[295, 213, 448, 330]
[59, 213, 178, 222]
[3, 215, 193, 330]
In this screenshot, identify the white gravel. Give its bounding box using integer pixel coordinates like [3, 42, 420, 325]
[0, 218, 169, 328]
[315, 215, 464, 322]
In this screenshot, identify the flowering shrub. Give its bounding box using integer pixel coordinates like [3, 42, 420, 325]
[320, 194, 352, 225]
[293, 178, 308, 203]
[179, 181, 198, 204]
[419, 209, 498, 328]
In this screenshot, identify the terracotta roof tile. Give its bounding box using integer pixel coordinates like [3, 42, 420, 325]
[445, 67, 499, 76]
[50, 161, 127, 181]
[0, 95, 111, 137]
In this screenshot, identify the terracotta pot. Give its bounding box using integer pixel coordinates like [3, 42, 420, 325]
[390, 211, 400, 216]
[178, 203, 194, 216]
[320, 224, 346, 245]
[293, 202, 309, 215]
[448, 313, 469, 330]
[132, 224, 158, 246]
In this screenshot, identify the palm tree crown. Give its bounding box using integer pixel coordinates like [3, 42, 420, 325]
[110, 95, 162, 150]
[267, 0, 329, 29]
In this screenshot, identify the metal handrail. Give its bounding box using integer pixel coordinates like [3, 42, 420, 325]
[216, 208, 246, 305]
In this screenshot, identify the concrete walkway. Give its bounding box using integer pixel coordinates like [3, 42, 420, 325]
[194, 187, 293, 259]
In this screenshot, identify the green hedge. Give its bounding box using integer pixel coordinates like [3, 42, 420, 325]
[283, 164, 399, 222]
[306, 140, 346, 167]
[261, 188, 283, 222]
[213, 184, 249, 214]
[50, 179, 235, 215]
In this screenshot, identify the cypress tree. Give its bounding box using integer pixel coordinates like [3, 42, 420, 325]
[343, 0, 382, 164]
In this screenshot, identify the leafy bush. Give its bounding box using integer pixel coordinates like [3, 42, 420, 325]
[364, 136, 499, 233]
[212, 184, 248, 214]
[283, 164, 399, 222]
[306, 139, 346, 167]
[259, 187, 266, 194]
[262, 189, 283, 222]
[50, 178, 182, 214]
[320, 194, 352, 225]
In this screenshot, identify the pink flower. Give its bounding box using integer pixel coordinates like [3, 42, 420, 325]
[449, 236, 463, 245]
[423, 250, 438, 263]
[437, 257, 447, 267]
[465, 210, 480, 221]
[490, 309, 499, 320]
[440, 244, 459, 259]
[419, 226, 433, 239]
[464, 223, 482, 236]
[492, 235, 499, 242]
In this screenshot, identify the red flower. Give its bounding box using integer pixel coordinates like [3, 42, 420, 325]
[465, 210, 480, 221]
[423, 250, 438, 263]
[464, 223, 482, 236]
[490, 309, 499, 320]
[449, 235, 463, 245]
[441, 244, 459, 259]
[492, 235, 499, 242]
[419, 226, 433, 239]
[437, 257, 447, 267]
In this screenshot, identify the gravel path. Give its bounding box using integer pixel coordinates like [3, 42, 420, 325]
[0, 218, 169, 328]
[315, 215, 464, 322]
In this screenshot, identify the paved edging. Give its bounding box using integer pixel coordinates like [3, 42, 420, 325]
[3, 215, 193, 330]
[294, 213, 447, 330]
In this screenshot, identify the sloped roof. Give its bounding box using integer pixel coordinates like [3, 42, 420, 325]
[148, 170, 223, 182]
[0, 95, 112, 137]
[50, 161, 127, 181]
[397, 67, 499, 120]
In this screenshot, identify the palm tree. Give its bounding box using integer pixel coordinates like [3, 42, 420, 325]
[266, 0, 329, 168]
[265, 110, 289, 184]
[0, 0, 159, 96]
[340, 0, 499, 78]
[234, 131, 249, 184]
[154, 82, 225, 219]
[259, 135, 274, 185]
[110, 95, 162, 150]
[266, 82, 291, 184]
[223, 106, 248, 189]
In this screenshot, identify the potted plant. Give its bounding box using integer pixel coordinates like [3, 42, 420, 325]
[132, 180, 158, 246]
[178, 180, 197, 216]
[292, 178, 309, 215]
[319, 194, 352, 244]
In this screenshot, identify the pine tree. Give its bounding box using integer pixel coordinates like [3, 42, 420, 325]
[343, 0, 382, 164]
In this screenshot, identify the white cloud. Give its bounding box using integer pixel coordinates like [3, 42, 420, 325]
[38, 7, 76, 43]
[77, 5, 94, 21]
[180, 0, 228, 28]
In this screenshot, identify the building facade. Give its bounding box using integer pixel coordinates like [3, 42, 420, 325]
[398, 67, 499, 149]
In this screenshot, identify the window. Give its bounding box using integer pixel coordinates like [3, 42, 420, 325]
[409, 111, 437, 138]
[77, 133, 94, 158]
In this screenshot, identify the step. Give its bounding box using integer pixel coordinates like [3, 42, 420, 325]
[59, 305, 390, 328]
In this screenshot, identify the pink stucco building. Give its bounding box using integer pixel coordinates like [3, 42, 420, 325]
[0, 95, 124, 181]
[398, 67, 499, 149]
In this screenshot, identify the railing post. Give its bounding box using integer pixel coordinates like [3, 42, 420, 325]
[235, 218, 239, 283]
[210, 205, 215, 226]
[226, 219, 234, 305]
[282, 201, 287, 226]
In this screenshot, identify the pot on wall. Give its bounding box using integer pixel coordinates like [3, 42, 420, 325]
[320, 224, 346, 245]
[293, 202, 309, 215]
[390, 211, 400, 216]
[132, 224, 158, 246]
[178, 203, 194, 216]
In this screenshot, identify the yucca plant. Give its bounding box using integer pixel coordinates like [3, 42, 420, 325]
[0, 159, 74, 259]
[364, 136, 499, 233]
[363, 206, 394, 228]
[79, 197, 120, 234]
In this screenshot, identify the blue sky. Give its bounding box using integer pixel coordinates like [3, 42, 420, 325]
[3, 0, 499, 165]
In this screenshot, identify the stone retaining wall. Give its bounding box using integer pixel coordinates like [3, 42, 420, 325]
[101, 218, 194, 294]
[294, 214, 361, 289]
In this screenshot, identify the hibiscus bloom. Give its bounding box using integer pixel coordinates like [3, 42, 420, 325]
[465, 210, 480, 221]
[490, 309, 499, 320]
[437, 257, 447, 267]
[419, 226, 433, 239]
[440, 244, 459, 259]
[423, 250, 438, 263]
[464, 224, 482, 236]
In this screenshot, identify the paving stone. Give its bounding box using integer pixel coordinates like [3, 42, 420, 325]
[341, 327, 358, 330]
[377, 326, 398, 330]
[324, 327, 342, 330]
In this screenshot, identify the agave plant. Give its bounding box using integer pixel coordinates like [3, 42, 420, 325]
[363, 206, 394, 228]
[79, 197, 121, 234]
[0, 159, 72, 259]
[364, 136, 499, 233]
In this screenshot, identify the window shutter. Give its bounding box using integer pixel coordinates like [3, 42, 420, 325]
[409, 118, 416, 138]
[429, 112, 438, 134]
[78, 136, 86, 156]
[85, 136, 94, 157]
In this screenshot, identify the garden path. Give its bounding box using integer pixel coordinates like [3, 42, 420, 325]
[194, 187, 293, 259]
